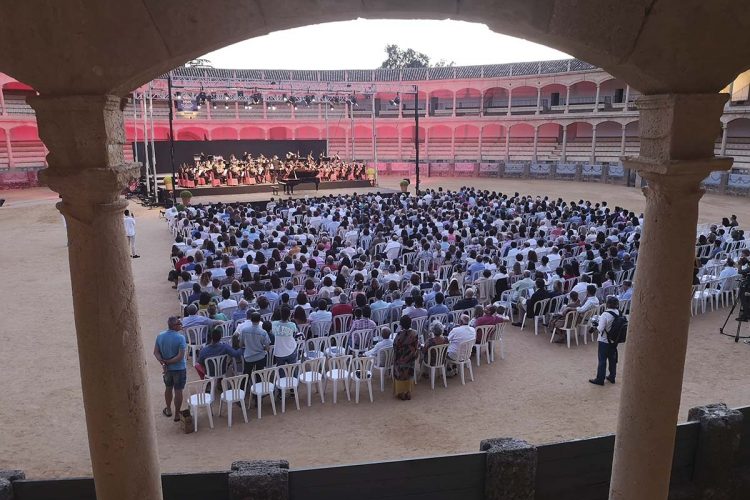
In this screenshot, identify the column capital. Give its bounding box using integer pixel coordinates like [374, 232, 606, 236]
[636, 93, 728, 162]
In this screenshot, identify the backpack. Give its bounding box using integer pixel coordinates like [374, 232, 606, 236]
[604, 310, 628, 344]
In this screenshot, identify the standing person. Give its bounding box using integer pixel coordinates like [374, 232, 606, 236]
[124, 209, 139, 258]
[272, 305, 299, 365]
[589, 296, 622, 386]
[239, 312, 271, 376]
[392, 315, 419, 401]
[153, 316, 187, 422]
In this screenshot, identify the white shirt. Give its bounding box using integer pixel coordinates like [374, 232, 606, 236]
[124, 216, 136, 237]
[309, 310, 332, 323]
[447, 325, 476, 359]
[217, 298, 238, 311]
[570, 281, 589, 298]
[365, 338, 393, 366]
[384, 240, 401, 260]
[597, 308, 620, 343]
[577, 296, 600, 314]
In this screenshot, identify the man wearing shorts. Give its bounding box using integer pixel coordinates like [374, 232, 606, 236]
[154, 316, 187, 421]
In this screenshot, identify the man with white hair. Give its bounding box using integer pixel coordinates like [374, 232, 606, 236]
[447, 314, 476, 362]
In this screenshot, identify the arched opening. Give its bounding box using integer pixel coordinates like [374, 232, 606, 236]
[567, 81, 598, 112]
[481, 123, 507, 160]
[352, 125, 373, 160]
[454, 88, 481, 116]
[294, 126, 319, 140]
[326, 125, 346, 157]
[0, 128, 7, 168]
[268, 126, 291, 141]
[724, 117, 750, 168]
[2, 81, 35, 116]
[376, 92, 400, 118]
[564, 121, 594, 161]
[624, 120, 640, 157]
[400, 125, 426, 160]
[539, 83, 567, 113]
[537, 122, 563, 161]
[509, 85, 538, 115]
[507, 123, 535, 161]
[454, 124, 479, 160]
[599, 77, 629, 111]
[401, 91, 427, 118]
[375, 125, 399, 160]
[428, 89, 453, 117]
[175, 126, 207, 141]
[239, 126, 265, 140]
[210, 126, 239, 140]
[594, 120, 625, 162]
[483, 87, 510, 115]
[9, 125, 45, 168]
[427, 125, 452, 160]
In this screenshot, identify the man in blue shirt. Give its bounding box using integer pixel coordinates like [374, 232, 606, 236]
[154, 316, 187, 422]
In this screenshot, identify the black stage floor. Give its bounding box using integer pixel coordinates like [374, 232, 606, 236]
[186, 180, 372, 197]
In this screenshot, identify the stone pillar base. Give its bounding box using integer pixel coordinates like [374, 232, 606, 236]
[0, 470, 25, 500]
[480, 438, 536, 500]
[229, 460, 289, 500]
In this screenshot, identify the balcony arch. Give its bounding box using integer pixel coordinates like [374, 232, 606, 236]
[239, 126, 265, 140]
[210, 126, 238, 140]
[268, 126, 291, 140]
[567, 80, 599, 112]
[539, 83, 568, 113]
[9, 125, 40, 141]
[508, 85, 538, 115]
[454, 88, 481, 116]
[428, 89, 453, 116]
[175, 126, 207, 141]
[483, 87, 510, 115]
[295, 126, 319, 140]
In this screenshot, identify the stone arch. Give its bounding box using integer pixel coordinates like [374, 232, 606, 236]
[152, 126, 170, 141]
[428, 89, 453, 116]
[239, 126, 264, 140]
[268, 126, 291, 140]
[294, 126, 319, 140]
[9, 125, 39, 141]
[210, 126, 238, 140]
[175, 126, 207, 141]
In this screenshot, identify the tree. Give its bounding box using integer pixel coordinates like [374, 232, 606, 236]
[379, 44, 453, 69]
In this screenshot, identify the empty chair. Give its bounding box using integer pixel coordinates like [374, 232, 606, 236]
[422, 343, 449, 389]
[219, 374, 248, 428]
[373, 347, 395, 392]
[410, 316, 429, 341]
[249, 367, 277, 419]
[324, 355, 352, 404]
[325, 332, 349, 357]
[430, 312, 450, 327]
[446, 339, 475, 385]
[473, 325, 493, 366]
[184, 325, 208, 363]
[304, 336, 329, 361]
[275, 363, 301, 413]
[310, 320, 332, 337]
[186, 379, 214, 432]
[333, 314, 353, 333]
[298, 357, 326, 406]
[371, 307, 390, 325]
[578, 308, 598, 344]
[349, 356, 376, 403]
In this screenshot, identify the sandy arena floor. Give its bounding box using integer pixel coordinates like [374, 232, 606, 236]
[1, 177, 750, 479]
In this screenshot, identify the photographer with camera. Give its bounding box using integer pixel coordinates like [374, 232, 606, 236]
[589, 296, 627, 386]
[737, 252, 750, 322]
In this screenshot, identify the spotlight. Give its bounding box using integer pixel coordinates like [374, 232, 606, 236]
[282, 94, 288, 102]
[224, 93, 230, 100]
[224, 104, 229, 109]
[212, 102, 217, 109]
[270, 105, 276, 110]
[175, 91, 182, 100]
[304, 95, 314, 105]
[389, 96, 401, 106]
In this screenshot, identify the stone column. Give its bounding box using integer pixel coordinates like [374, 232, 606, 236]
[610, 94, 732, 500]
[590, 124, 597, 163]
[506, 89, 512, 117]
[0, 89, 5, 116]
[478, 127, 483, 160]
[505, 129, 511, 162]
[620, 123, 627, 157]
[535, 87, 542, 115]
[623, 85, 630, 112]
[30, 95, 163, 500]
[532, 126, 539, 162]
[479, 91, 485, 116]
[594, 83, 601, 113]
[4, 131, 13, 168]
[720, 121, 728, 156]
[564, 86, 571, 114]
[452, 92, 457, 118]
[561, 125, 568, 162]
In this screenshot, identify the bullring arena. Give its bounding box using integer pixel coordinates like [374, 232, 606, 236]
[3, 3, 750, 500]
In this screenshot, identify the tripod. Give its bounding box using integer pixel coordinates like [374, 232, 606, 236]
[718, 297, 750, 343]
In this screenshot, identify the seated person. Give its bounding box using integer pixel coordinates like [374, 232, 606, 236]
[197, 327, 243, 380]
[454, 288, 478, 311]
[549, 291, 582, 342]
[447, 314, 476, 362]
[364, 327, 393, 366]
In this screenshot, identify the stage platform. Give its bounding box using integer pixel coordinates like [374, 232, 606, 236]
[183, 179, 372, 197]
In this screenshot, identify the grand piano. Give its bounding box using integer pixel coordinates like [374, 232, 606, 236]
[278, 169, 320, 194]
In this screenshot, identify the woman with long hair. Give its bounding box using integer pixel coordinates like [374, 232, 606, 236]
[392, 315, 419, 401]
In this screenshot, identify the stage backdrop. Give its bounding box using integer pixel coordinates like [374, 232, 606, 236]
[134, 140, 327, 175]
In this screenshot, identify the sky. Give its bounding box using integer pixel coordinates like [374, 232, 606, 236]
[201, 19, 570, 70]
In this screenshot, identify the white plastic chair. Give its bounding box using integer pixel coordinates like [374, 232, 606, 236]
[186, 379, 214, 432]
[422, 343, 449, 389]
[446, 340, 475, 385]
[310, 320, 332, 337]
[349, 329, 374, 357]
[411, 316, 429, 341]
[304, 336, 329, 361]
[219, 374, 248, 428]
[371, 307, 390, 325]
[334, 314, 353, 333]
[275, 363, 301, 413]
[250, 367, 277, 419]
[184, 325, 208, 363]
[298, 357, 326, 406]
[324, 355, 352, 404]
[488, 322, 506, 361]
[550, 310, 580, 348]
[373, 347, 395, 392]
[203, 354, 229, 403]
[348, 356, 375, 403]
[473, 325, 493, 366]
[325, 332, 349, 357]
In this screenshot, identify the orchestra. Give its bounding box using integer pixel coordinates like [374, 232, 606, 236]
[177, 151, 367, 187]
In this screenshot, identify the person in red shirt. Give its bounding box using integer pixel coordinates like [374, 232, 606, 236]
[331, 293, 354, 317]
[474, 305, 505, 343]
